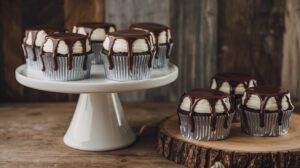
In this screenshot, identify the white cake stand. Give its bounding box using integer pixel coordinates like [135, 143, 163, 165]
[15, 64, 178, 151]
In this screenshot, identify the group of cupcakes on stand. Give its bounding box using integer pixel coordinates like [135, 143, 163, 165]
[177, 73, 294, 141]
[22, 22, 173, 81]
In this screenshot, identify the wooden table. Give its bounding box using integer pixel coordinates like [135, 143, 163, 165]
[0, 103, 299, 168]
[0, 103, 184, 168]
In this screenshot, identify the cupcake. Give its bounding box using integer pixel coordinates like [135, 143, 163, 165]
[177, 89, 234, 141]
[210, 73, 257, 124]
[22, 27, 65, 71]
[40, 33, 92, 81]
[130, 23, 172, 69]
[73, 22, 116, 64]
[101, 30, 154, 81]
[241, 86, 294, 136]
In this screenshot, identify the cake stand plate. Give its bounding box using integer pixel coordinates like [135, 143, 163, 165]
[15, 64, 178, 151]
[158, 115, 300, 168]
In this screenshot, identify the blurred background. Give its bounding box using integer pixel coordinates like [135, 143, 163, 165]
[0, 0, 299, 103]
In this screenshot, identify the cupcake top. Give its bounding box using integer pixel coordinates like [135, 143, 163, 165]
[40, 33, 91, 71]
[178, 89, 231, 132]
[130, 22, 172, 45]
[23, 26, 65, 47]
[211, 73, 257, 95]
[242, 86, 294, 112]
[102, 30, 154, 70]
[130, 22, 172, 59]
[178, 89, 231, 114]
[73, 22, 116, 42]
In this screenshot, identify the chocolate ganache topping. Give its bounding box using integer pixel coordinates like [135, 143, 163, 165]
[129, 22, 172, 59]
[102, 30, 153, 70]
[40, 33, 90, 71]
[177, 89, 231, 132]
[242, 86, 294, 127]
[211, 73, 257, 110]
[73, 22, 116, 42]
[23, 26, 65, 61]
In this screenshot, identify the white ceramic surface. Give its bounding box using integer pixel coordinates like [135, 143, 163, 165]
[15, 64, 178, 93]
[15, 64, 178, 151]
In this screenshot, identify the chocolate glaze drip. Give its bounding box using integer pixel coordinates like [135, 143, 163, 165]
[23, 27, 65, 61]
[177, 89, 230, 132]
[130, 23, 172, 59]
[40, 33, 88, 71]
[242, 86, 293, 127]
[104, 30, 153, 71]
[211, 73, 257, 111]
[73, 22, 116, 43]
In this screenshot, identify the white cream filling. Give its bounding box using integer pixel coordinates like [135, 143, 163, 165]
[103, 37, 151, 53]
[132, 28, 171, 44]
[25, 30, 48, 47]
[211, 79, 256, 95]
[180, 97, 231, 113]
[74, 26, 115, 41]
[42, 39, 91, 54]
[242, 93, 293, 111]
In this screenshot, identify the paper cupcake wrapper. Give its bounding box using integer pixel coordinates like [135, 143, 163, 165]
[91, 42, 103, 64]
[23, 45, 43, 71]
[42, 53, 92, 81]
[101, 53, 151, 81]
[152, 44, 173, 69]
[241, 109, 292, 136]
[179, 112, 235, 141]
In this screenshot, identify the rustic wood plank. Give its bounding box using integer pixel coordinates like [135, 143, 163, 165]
[217, 0, 285, 87]
[282, 0, 300, 101]
[170, 0, 218, 99]
[0, 103, 184, 168]
[0, 3, 5, 102]
[64, 0, 104, 30]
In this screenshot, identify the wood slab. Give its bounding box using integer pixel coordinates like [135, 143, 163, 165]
[158, 114, 300, 168]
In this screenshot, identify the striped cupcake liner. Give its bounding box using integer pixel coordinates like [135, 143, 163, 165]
[91, 42, 103, 64]
[101, 53, 151, 81]
[241, 109, 292, 136]
[152, 44, 173, 69]
[42, 53, 92, 81]
[23, 45, 43, 71]
[179, 112, 235, 141]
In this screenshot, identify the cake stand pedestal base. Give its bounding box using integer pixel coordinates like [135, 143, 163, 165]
[158, 115, 300, 168]
[64, 93, 136, 151]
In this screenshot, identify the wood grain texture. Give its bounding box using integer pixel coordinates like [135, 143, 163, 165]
[0, 103, 184, 168]
[64, 0, 104, 30]
[282, 0, 300, 101]
[217, 0, 285, 87]
[158, 115, 300, 168]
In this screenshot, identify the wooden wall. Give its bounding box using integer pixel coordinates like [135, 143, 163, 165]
[0, 0, 298, 102]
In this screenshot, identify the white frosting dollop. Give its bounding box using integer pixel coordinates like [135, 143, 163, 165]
[211, 79, 257, 95]
[103, 37, 151, 53]
[180, 97, 231, 113]
[73, 26, 115, 41]
[242, 93, 293, 111]
[25, 30, 49, 47]
[42, 39, 91, 54]
[132, 28, 171, 44]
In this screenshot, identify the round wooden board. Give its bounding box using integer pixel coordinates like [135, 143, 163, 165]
[157, 114, 300, 168]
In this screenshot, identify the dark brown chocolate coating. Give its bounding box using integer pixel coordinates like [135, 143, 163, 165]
[242, 86, 293, 127]
[73, 22, 116, 42]
[177, 89, 231, 132]
[130, 22, 172, 59]
[211, 73, 257, 111]
[40, 33, 89, 71]
[103, 29, 153, 71]
[23, 26, 65, 61]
